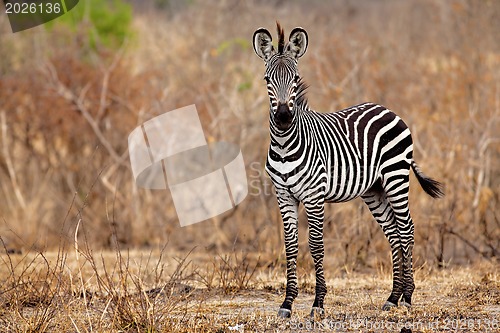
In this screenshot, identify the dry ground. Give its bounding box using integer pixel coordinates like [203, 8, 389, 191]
[0, 249, 498, 332]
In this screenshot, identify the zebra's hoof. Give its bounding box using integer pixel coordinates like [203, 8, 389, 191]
[400, 300, 411, 309]
[278, 307, 292, 318]
[382, 301, 398, 311]
[310, 307, 325, 320]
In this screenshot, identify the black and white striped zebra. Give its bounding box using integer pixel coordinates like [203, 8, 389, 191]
[253, 23, 444, 318]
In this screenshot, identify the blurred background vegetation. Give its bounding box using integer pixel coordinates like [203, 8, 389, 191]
[0, 0, 498, 270]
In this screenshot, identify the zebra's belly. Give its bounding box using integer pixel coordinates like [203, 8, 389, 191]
[323, 169, 378, 203]
[323, 183, 370, 203]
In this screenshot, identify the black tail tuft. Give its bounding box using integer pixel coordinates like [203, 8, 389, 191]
[411, 161, 444, 198]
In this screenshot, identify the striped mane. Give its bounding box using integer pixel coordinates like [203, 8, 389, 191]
[277, 21, 285, 54]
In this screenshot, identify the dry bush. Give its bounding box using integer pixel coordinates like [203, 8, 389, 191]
[0, 0, 498, 272]
[0, 233, 198, 332]
[81, 245, 194, 331]
[0, 237, 69, 332]
[194, 250, 260, 294]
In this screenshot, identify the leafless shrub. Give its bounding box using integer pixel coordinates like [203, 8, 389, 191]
[0, 0, 498, 272]
[0, 236, 69, 332]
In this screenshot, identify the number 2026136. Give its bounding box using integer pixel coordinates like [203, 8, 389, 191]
[5, 1, 62, 15]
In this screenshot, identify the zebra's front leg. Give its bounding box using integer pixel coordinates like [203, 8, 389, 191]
[277, 192, 299, 318]
[305, 199, 326, 319]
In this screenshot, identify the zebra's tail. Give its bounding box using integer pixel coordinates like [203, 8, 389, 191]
[411, 160, 444, 198]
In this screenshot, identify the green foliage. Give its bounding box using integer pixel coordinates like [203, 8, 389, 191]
[237, 81, 252, 92]
[214, 38, 250, 56]
[48, 0, 133, 49]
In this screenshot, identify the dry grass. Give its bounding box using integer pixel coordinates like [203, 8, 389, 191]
[0, 0, 498, 267]
[0, 246, 498, 332]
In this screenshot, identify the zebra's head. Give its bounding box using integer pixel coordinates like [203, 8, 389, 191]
[253, 22, 308, 131]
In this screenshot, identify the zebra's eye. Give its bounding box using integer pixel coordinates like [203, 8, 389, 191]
[294, 75, 300, 82]
[264, 76, 270, 83]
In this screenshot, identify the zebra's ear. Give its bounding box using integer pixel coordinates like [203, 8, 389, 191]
[287, 27, 308, 59]
[253, 28, 275, 61]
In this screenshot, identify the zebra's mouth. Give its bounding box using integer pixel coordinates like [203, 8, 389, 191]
[275, 119, 292, 130]
[275, 113, 293, 130]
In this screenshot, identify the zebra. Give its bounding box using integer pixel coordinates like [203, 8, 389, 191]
[252, 22, 444, 319]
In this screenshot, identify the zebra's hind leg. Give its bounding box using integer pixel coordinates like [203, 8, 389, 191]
[304, 198, 327, 319]
[383, 175, 415, 309]
[361, 184, 404, 310]
[276, 191, 300, 318]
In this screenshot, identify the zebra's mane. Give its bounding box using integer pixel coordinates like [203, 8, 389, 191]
[277, 21, 285, 54]
[295, 78, 309, 109]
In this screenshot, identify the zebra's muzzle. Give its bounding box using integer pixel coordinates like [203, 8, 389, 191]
[275, 103, 293, 130]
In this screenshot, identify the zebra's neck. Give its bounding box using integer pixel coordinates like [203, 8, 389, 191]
[295, 78, 309, 110]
